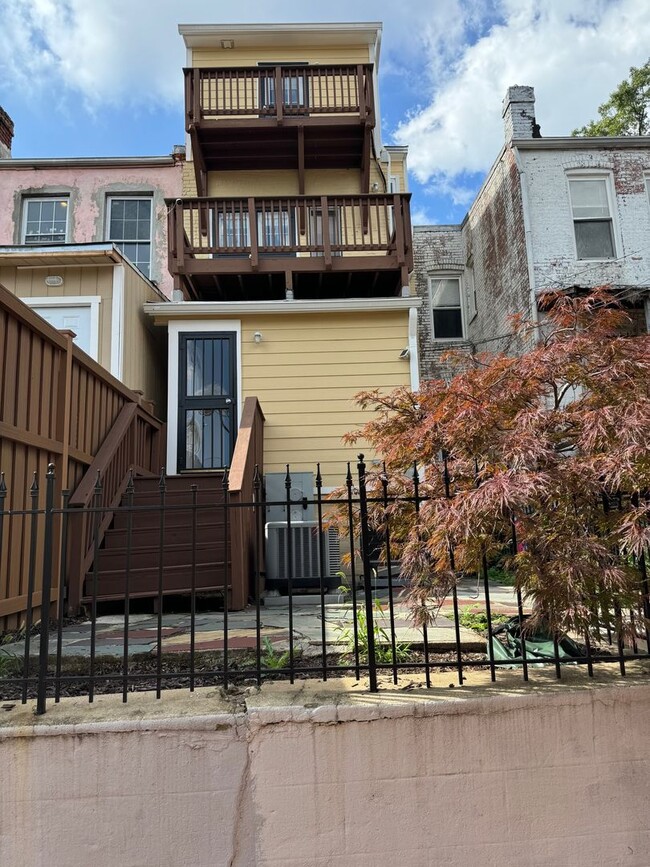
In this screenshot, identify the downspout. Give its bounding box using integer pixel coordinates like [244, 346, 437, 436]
[408, 306, 420, 391]
[512, 145, 540, 338]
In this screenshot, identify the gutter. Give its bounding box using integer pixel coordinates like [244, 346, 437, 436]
[145, 296, 422, 321]
[0, 156, 177, 170]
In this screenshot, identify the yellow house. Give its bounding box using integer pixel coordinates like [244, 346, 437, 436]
[147, 22, 420, 487]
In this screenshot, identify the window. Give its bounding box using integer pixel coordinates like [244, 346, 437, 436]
[429, 276, 464, 339]
[107, 197, 152, 277]
[568, 176, 615, 259]
[258, 63, 308, 114]
[23, 197, 69, 244]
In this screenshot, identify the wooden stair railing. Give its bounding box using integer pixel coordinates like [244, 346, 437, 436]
[228, 397, 265, 609]
[67, 402, 165, 612]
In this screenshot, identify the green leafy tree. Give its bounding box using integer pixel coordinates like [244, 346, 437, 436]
[573, 59, 650, 136]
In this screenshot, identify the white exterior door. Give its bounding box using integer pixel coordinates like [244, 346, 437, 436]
[24, 297, 101, 360]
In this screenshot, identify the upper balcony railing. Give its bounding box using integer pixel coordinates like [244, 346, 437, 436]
[184, 64, 375, 126]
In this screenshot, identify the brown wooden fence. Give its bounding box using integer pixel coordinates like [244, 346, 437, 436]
[0, 283, 164, 631]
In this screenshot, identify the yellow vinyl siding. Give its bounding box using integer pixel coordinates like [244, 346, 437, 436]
[237, 309, 409, 484]
[121, 265, 166, 417]
[0, 264, 114, 367]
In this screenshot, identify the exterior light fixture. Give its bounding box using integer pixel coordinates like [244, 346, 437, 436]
[45, 275, 64, 287]
[220, 39, 235, 49]
[399, 348, 410, 359]
[253, 331, 263, 343]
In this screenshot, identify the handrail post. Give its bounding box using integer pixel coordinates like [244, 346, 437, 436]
[36, 463, 56, 715]
[357, 454, 378, 692]
[192, 68, 201, 124]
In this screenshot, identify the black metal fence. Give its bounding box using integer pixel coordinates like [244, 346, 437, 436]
[0, 456, 648, 714]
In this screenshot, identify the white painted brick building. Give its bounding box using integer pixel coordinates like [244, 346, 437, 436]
[414, 86, 650, 380]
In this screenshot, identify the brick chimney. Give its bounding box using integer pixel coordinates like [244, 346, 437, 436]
[502, 86, 537, 142]
[0, 107, 14, 158]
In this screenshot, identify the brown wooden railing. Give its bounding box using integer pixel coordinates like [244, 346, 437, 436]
[67, 402, 164, 612]
[168, 194, 413, 273]
[0, 283, 164, 629]
[185, 64, 374, 125]
[228, 397, 265, 610]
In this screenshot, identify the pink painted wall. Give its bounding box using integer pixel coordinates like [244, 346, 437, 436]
[1, 683, 649, 866]
[0, 160, 183, 297]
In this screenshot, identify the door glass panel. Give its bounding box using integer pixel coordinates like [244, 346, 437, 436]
[258, 208, 293, 248]
[185, 337, 231, 397]
[185, 409, 231, 470]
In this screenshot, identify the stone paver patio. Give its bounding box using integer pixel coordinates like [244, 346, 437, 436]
[5, 581, 524, 659]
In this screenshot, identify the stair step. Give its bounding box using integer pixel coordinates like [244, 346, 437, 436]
[111, 506, 226, 531]
[83, 562, 227, 600]
[94, 541, 226, 572]
[130, 473, 226, 495]
[103, 523, 224, 550]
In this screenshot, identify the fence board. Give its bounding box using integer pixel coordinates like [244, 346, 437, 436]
[0, 282, 164, 630]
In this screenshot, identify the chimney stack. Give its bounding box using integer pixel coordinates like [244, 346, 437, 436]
[502, 86, 536, 142]
[0, 107, 14, 158]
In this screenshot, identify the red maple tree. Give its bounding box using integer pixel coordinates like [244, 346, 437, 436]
[344, 288, 650, 637]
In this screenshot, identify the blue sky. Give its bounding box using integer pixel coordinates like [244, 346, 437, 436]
[1, 0, 648, 225]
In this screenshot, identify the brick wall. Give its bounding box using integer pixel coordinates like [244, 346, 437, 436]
[464, 146, 531, 353]
[412, 226, 472, 381]
[520, 145, 650, 294]
[0, 107, 13, 159]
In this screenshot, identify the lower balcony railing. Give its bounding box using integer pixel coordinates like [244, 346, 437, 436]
[168, 194, 412, 294]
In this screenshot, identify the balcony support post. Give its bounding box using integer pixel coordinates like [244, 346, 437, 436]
[248, 198, 259, 272]
[321, 196, 332, 270]
[275, 66, 284, 124]
[361, 128, 371, 233]
[297, 126, 306, 235]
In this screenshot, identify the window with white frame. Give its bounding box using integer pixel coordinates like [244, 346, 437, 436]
[22, 197, 69, 244]
[429, 276, 464, 339]
[106, 197, 152, 277]
[568, 176, 616, 260]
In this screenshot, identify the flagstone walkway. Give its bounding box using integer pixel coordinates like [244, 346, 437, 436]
[6, 581, 525, 659]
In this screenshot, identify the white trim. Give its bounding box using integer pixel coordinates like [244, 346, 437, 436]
[21, 195, 70, 245]
[146, 296, 421, 321]
[110, 264, 125, 379]
[23, 295, 100, 360]
[408, 307, 419, 391]
[166, 320, 242, 475]
[106, 195, 154, 278]
[565, 170, 621, 261]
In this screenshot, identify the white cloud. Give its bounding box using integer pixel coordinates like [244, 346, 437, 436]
[0, 0, 470, 108]
[396, 0, 650, 194]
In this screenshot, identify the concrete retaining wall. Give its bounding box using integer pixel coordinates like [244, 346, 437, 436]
[2, 684, 649, 866]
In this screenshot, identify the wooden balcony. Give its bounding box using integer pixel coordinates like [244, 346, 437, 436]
[184, 64, 375, 185]
[168, 194, 413, 301]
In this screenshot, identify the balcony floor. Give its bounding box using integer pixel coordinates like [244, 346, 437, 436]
[185, 266, 405, 302]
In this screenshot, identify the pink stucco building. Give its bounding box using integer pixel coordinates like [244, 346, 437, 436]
[0, 109, 183, 298]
